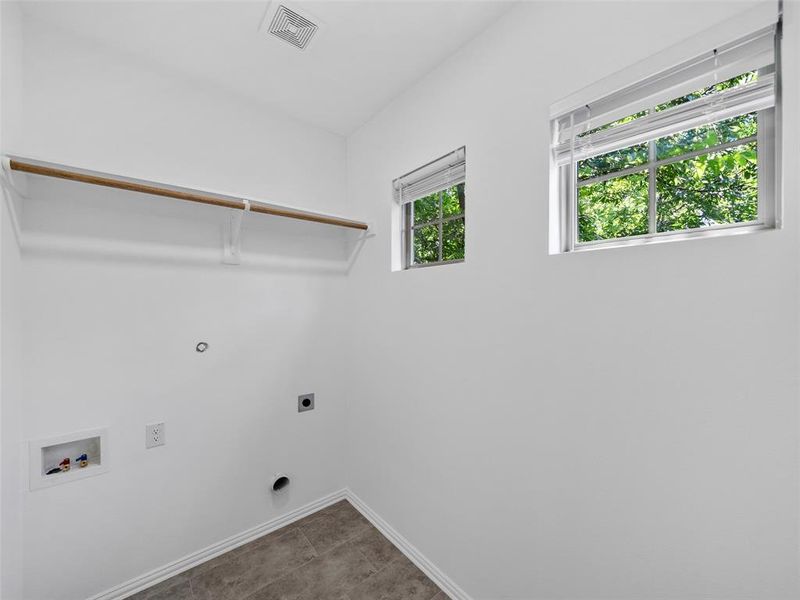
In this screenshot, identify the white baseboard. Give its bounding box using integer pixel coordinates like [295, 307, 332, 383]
[345, 489, 473, 600]
[89, 488, 347, 600]
[89, 487, 471, 600]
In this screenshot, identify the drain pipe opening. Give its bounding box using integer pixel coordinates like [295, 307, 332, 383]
[271, 474, 290, 493]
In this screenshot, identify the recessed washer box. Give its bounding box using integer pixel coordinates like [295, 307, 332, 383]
[28, 428, 109, 491]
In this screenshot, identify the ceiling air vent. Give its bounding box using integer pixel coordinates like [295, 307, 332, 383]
[267, 4, 318, 50]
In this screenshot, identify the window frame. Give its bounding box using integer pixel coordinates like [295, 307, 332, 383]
[559, 102, 776, 252]
[403, 186, 466, 269]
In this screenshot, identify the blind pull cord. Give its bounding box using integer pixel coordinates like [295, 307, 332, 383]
[569, 111, 576, 236]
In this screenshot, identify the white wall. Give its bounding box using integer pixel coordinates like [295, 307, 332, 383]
[1, 191, 24, 600]
[345, 2, 800, 599]
[1, 2, 26, 598]
[7, 14, 353, 600]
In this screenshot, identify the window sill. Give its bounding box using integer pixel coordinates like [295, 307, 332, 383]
[563, 221, 776, 254]
[404, 258, 465, 270]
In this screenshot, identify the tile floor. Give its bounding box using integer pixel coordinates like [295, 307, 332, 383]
[128, 500, 448, 600]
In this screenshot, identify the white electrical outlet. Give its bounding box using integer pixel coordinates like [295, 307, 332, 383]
[146, 422, 165, 449]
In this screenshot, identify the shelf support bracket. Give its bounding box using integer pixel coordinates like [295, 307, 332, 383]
[0, 157, 25, 249]
[223, 200, 249, 265]
[345, 225, 376, 274]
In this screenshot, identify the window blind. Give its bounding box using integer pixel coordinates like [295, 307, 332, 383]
[393, 147, 466, 205]
[553, 72, 774, 166]
[552, 25, 777, 166]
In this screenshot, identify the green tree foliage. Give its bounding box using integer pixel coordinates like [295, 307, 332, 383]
[414, 223, 439, 263]
[414, 193, 439, 225]
[656, 112, 757, 160]
[577, 72, 759, 243]
[442, 218, 465, 261]
[578, 144, 648, 180]
[579, 172, 649, 241]
[657, 141, 757, 231]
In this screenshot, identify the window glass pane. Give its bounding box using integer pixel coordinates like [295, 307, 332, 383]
[442, 218, 465, 261]
[413, 193, 439, 225]
[655, 112, 757, 160]
[578, 171, 649, 242]
[656, 141, 758, 232]
[655, 71, 758, 112]
[579, 110, 648, 138]
[442, 183, 465, 217]
[578, 144, 648, 181]
[413, 224, 439, 264]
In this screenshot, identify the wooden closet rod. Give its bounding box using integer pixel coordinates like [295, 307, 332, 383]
[7, 158, 369, 231]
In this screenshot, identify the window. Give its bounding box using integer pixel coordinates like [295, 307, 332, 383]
[551, 25, 780, 251]
[394, 147, 466, 268]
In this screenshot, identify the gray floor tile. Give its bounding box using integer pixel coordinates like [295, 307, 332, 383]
[229, 521, 302, 559]
[346, 554, 440, 600]
[246, 540, 376, 600]
[191, 528, 316, 600]
[181, 550, 236, 579]
[348, 527, 403, 570]
[188, 554, 251, 600]
[298, 502, 373, 554]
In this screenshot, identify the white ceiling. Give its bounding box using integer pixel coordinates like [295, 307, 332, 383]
[21, 0, 516, 136]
